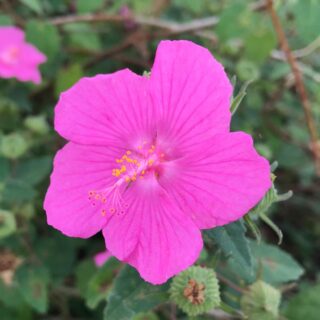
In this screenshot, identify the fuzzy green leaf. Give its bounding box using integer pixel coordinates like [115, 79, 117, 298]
[104, 266, 169, 320]
[15, 265, 50, 313]
[204, 221, 253, 274]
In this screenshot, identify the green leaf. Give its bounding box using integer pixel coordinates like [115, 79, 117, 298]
[0, 98, 20, 131]
[25, 20, 61, 61]
[0, 157, 10, 182]
[292, 0, 320, 44]
[204, 221, 253, 274]
[285, 283, 320, 320]
[0, 278, 25, 308]
[0, 209, 16, 239]
[104, 266, 169, 320]
[76, 259, 96, 296]
[243, 25, 276, 64]
[19, 0, 43, 14]
[2, 179, 37, 203]
[231, 80, 253, 115]
[15, 264, 50, 313]
[250, 241, 304, 284]
[86, 257, 121, 309]
[0, 14, 13, 26]
[77, 0, 104, 13]
[15, 156, 52, 186]
[35, 233, 78, 281]
[55, 64, 84, 97]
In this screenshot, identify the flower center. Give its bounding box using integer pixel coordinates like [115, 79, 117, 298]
[88, 141, 166, 216]
[0, 46, 20, 65]
[183, 279, 206, 305]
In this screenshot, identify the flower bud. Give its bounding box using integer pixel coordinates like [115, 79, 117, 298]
[241, 280, 281, 320]
[1, 133, 28, 159]
[170, 266, 220, 316]
[24, 115, 49, 135]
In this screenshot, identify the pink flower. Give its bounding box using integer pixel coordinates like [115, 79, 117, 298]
[44, 40, 271, 284]
[0, 26, 46, 84]
[94, 250, 111, 267]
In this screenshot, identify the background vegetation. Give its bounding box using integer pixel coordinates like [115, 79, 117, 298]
[0, 0, 319, 319]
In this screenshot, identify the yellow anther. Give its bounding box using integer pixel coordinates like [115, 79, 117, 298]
[141, 170, 145, 175]
[125, 176, 131, 183]
[126, 150, 131, 155]
[120, 165, 126, 173]
[148, 159, 154, 166]
[95, 194, 101, 200]
[131, 175, 137, 182]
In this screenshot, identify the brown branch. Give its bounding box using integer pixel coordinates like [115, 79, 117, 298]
[50, 13, 219, 34]
[266, 0, 320, 176]
[216, 272, 248, 294]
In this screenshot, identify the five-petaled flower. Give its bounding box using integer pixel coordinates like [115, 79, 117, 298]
[44, 40, 271, 284]
[0, 26, 46, 84]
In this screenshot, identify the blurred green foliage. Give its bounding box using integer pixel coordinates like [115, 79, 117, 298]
[0, 0, 320, 319]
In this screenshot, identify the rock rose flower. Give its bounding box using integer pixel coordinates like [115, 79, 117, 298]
[44, 40, 271, 284]
[0, 26, 46, 84]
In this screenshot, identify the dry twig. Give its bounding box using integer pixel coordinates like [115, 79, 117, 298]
[50, 13, 219, 34]
[266, 0, 320, 175]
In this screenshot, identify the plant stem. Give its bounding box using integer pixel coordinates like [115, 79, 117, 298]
[266, 0, 320, 176]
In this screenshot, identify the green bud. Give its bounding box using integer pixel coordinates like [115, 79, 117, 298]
[1, 133, 29, 159]
[241, 281, 281, 320]
[249, 184, 278, 216]
[0, 209, 16, 239]
[24, 115, 49, 135]
[223, 39, 242, 56]
[14, 203, 35, 219]
[143, 71, 151, 78]
[170, 266, 220, 317]
[236, 60, 259, 81]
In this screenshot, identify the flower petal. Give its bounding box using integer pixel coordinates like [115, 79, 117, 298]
[94, 250, 111, 267]
[0, 26, 24, 50]
[102, 180, 203, 284]
[44, 142, 122, 238]
[55, 69, 153, 146]
[160, 132, 272, 229]
[149, 40, 232, 152]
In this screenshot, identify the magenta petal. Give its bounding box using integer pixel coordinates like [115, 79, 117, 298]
[102, 182, 203, 284]
[44, 142, 122, 238]
[0, 26, 46, 84]
[13, 43, 47, 84]
[150, 40, 232, 151]
[0, 26, 24, 49]
[94, 250, 111, 267]
[162, 132, 272, 229]
[55, 69, 153, 146]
